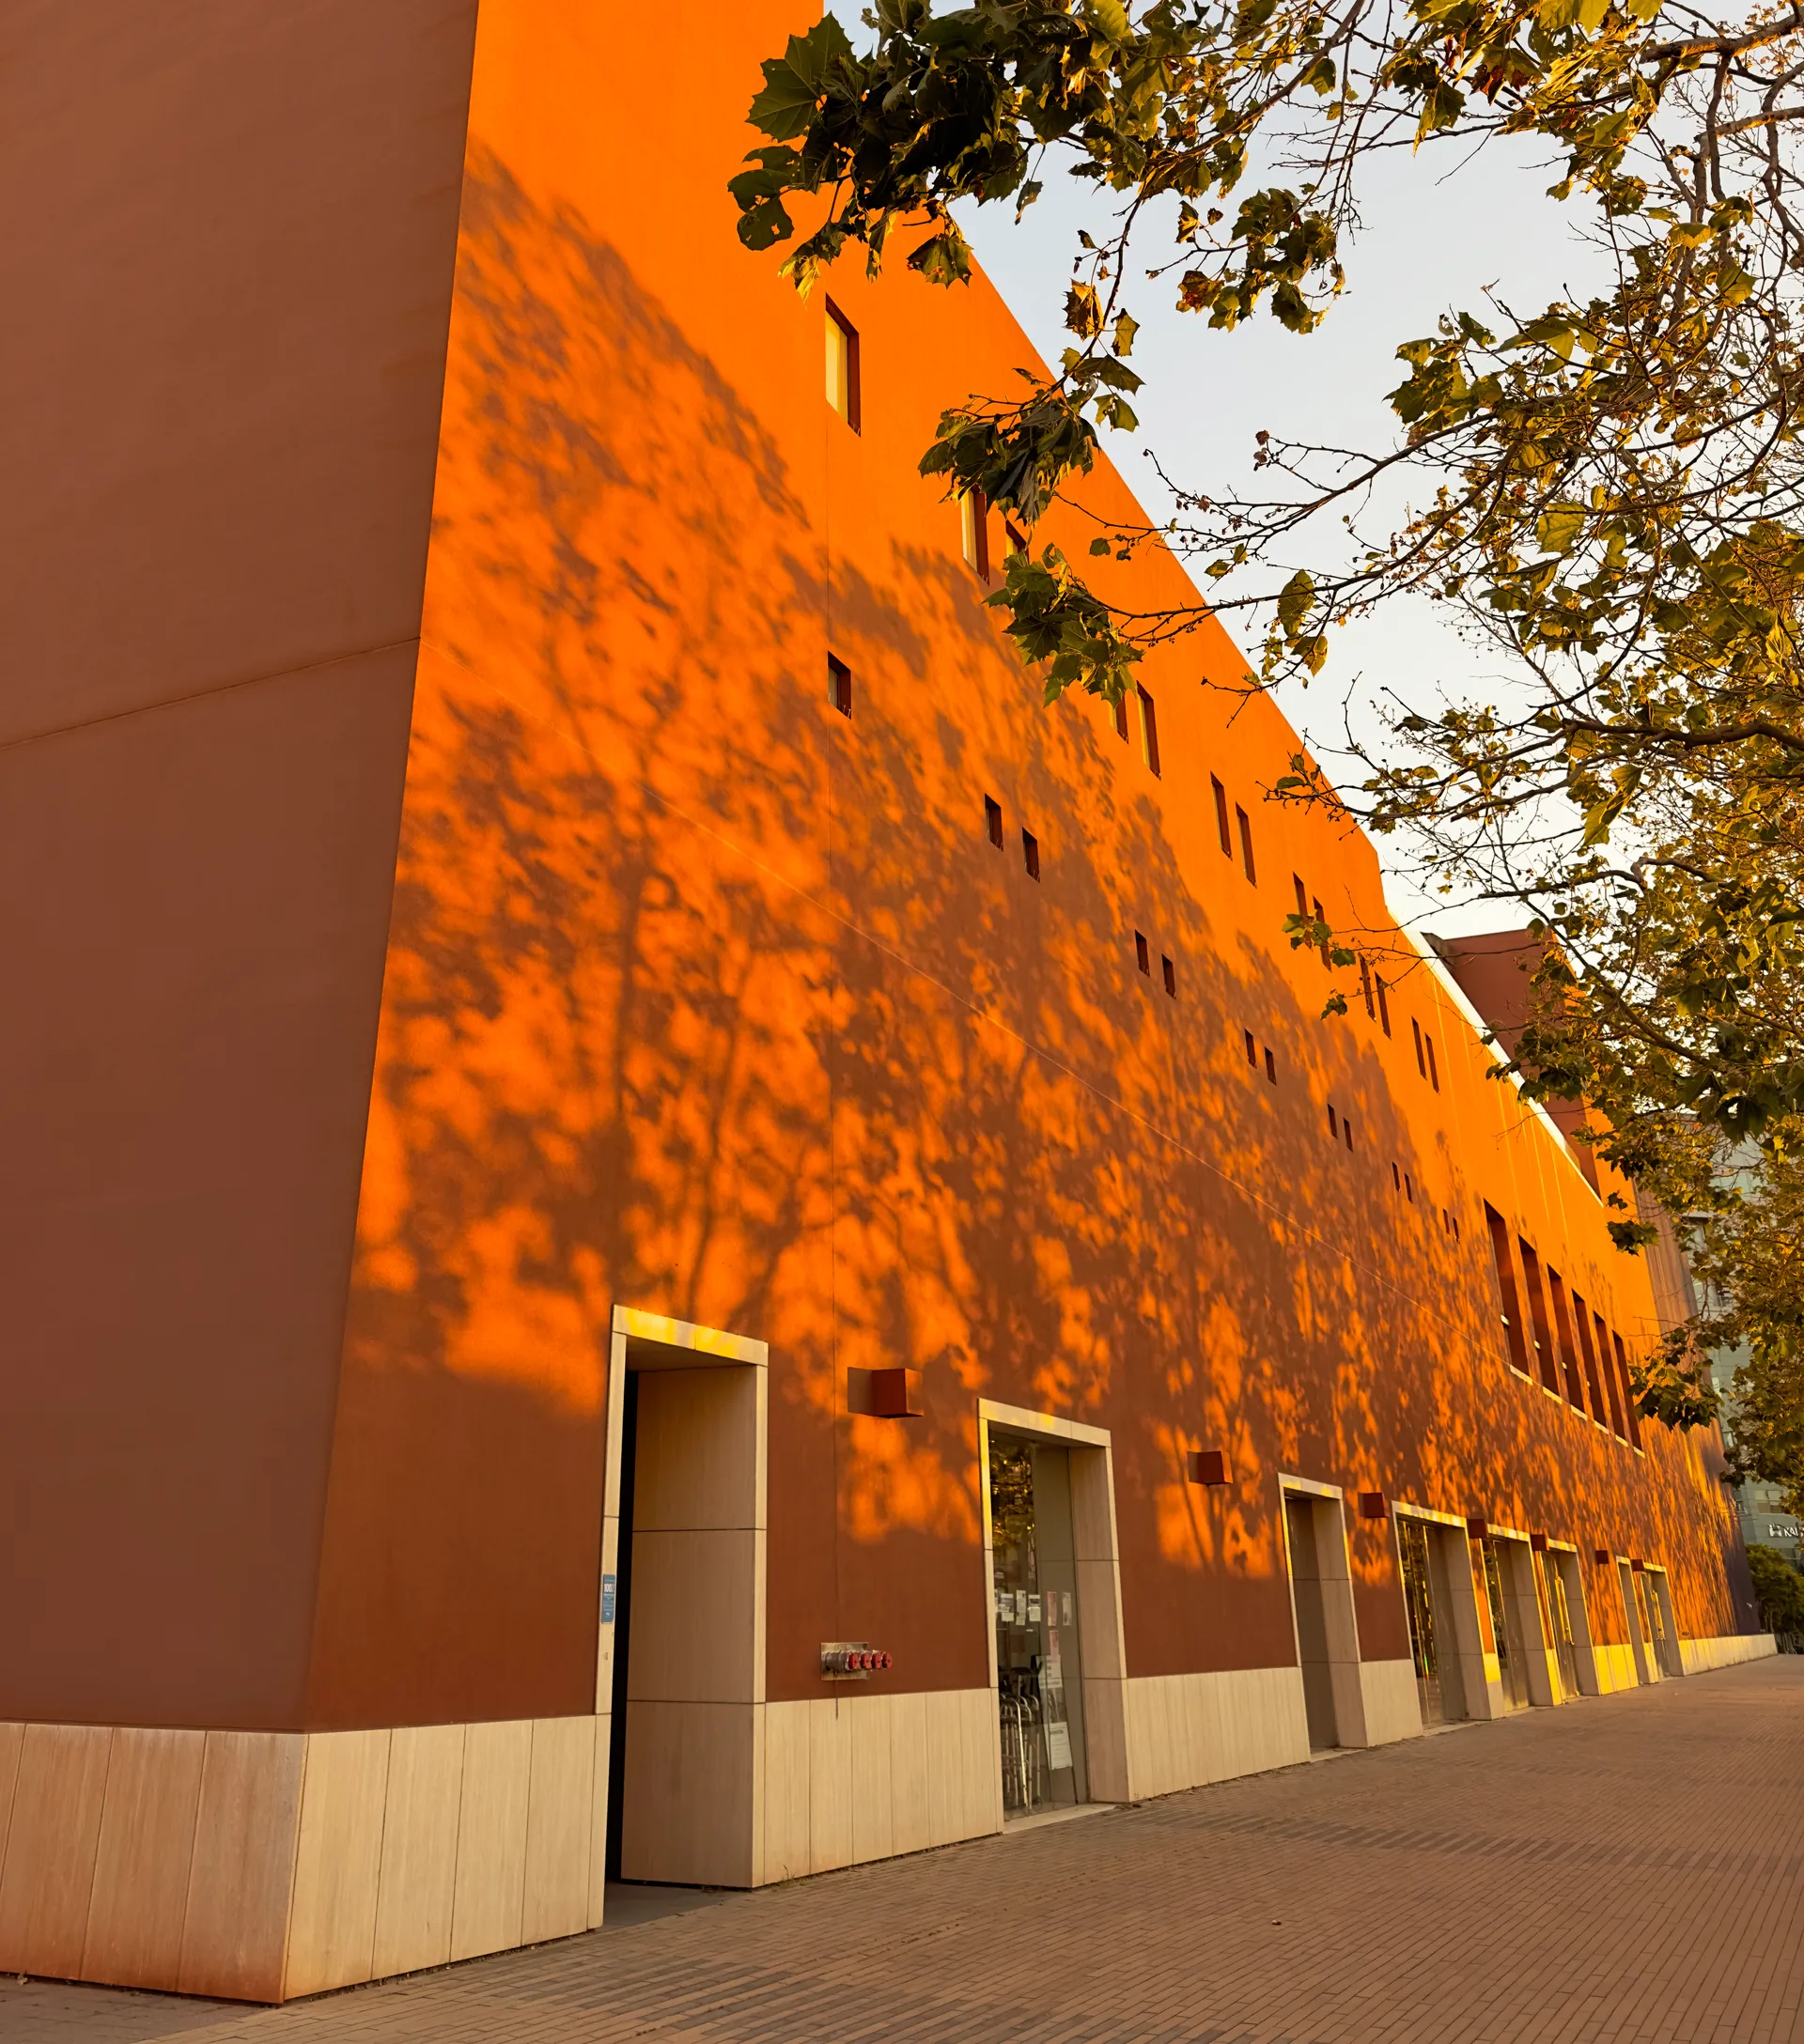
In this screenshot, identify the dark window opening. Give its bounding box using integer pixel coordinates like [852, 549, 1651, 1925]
[985, 796, 1003, 848]
[1518, 1241, 1561, 1396]
[1376, 977, 1392, 1037]
[1313, 897, 1330, 967]
[1405, 1173, 1415, 1202]
[961, 488, 990, 581]
[1344, 1117, 1354, 1152]
[1212, 777, 1233, 856]
[1113, 693, 1130, 742]
[1359, 956, 1376, 1019]
[1021, 828, 1040, 880]
[1244, 1029, 1258, 1067]
[1135, 930, 1151, 975]
[1236, 807, 1257, 883]
[828, 652, 852, 716]
[824, 299, 861, 431]
[1327, 1104, 1339, 1138]
[1392, 1162, 1401, 1191]
[1264, 1046, 1277, 1084]
[1411, 1017, 1426, 1076]
[1613, 1331, 1642, 1448]
[1138, 687, 1161, 776]
[1425, 1033, 1440, 1092]
[1547, 1269, 1587, 1414]
[1161, 954, 1176, 998]
[1573, 1292, 1610, 1426]
[1003, 517, 1029, 557]
[1595, 1312, 1627, 1439]
[1294, 875, 1310, 921]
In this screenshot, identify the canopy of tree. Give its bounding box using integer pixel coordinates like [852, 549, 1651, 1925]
[734, 0, 1804, 1458]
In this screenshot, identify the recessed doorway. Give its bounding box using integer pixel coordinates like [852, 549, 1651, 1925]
[989, 1433, 1089, 1817]
[1282, 1485, 1364, 1750]
[1396, 1514, 1470, 1725]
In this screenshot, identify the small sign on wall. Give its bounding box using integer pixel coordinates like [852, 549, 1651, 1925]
[601, 1573, 617, 1624]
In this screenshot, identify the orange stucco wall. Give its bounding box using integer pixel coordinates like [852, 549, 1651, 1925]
[299, 0, 1749, 1728]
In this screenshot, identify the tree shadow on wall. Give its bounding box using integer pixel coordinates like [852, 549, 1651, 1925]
[307, 145, 1747, 1722]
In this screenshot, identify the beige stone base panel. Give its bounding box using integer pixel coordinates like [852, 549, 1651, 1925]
[1123, 1666, 1312, 1802]
[1678, 1632, 1777, 1675]
[1594, 1642, 1641, 1693]
[760, 1689, 998, 1883]
[1358, 1659, 1426, 1746]
[0, 1715, 599, 2004]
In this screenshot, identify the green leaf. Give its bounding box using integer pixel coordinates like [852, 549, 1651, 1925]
[1536, 504, 1587, 555]
[747, 17, 854, 141]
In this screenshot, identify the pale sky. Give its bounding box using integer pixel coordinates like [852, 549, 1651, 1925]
[958, 128, 1607, 933]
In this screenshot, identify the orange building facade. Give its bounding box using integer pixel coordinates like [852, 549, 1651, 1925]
[0, 0, 1765, 2004]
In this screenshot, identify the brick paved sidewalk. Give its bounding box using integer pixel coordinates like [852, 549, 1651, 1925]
[4, 1656, 1800, 2044]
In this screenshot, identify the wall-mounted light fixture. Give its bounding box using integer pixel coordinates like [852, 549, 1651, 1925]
[1465, 1516, 1490, 1540]
[1187, 1448, 1230, 1486]
[1358, 1492, 1388, 1520]
[1530, 1532, 1549, 1554]
[847, 1368, 922, 1418]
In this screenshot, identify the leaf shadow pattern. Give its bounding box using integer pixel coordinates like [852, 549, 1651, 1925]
[303, 147, 1750, 1726]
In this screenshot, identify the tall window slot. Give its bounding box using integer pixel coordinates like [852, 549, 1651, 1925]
[1137, 688, 1161, 776]
[1595, 1311, 1627, 1438]
[1359, 956, 1376, 1019]
[1424, 1033, 1440, 1092]
[1518, 1241, 1561, 1395]
[1135, 931, 1151, 975]
[1022, 828, 1040, 880]
[1411, 1018, 1427, 1077]
[1236, 807, 1257, 883]
[1376, 976, 1392, 1037]
[1161, 953, 1176, 997]
[827, 652, 852, 717]
[960, 488, 991, 581]
[1112, 693, 1130, 742]
[1212, 777, 1233, 856]
[1485, 1204, 1531, 1375]
[824, 300, 861, 431]
[1612, 1331, 1642, 1447]
[985, 795, 1003, 848]
[1313, 896, 1330, 967]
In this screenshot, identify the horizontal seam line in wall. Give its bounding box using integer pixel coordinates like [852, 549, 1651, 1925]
[0, 634, 423, 757]
[418, 627, 1536, 1352]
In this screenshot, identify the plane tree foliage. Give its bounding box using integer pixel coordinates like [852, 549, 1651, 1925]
[732, 0, 1804, 1420]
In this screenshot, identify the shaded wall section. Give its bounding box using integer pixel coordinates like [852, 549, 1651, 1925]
[0, 0, 480, 1727]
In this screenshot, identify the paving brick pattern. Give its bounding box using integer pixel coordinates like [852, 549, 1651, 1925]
[4, 1657, 1800, 2044]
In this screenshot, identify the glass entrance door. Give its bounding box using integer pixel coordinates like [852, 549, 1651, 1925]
[990, 1433, 1087, 1817]
[1540, 1554, 1579, 1700]
[1482, 1539, 1531, 1709]
[1397, 1516, 1444, 1726]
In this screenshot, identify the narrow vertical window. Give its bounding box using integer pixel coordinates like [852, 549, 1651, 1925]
[985, 796, 1003, 847]
[1003, 516, 1028, 557]
[960, 488, 990, 581]
[1572, 1292, 1610, 1424]
[1485, 1204, 1531, 1376]
[1518, 1242, 1560, 1395]
[1021, 828, 1040, 880]
[1425, 1032, 1440, 1092]
[1135, 930, 1151, 975]
[1138, 688, 1161, 776]
[1212, 777, 1232, 856]
[1264, 1046, 1277, 1084]
[1236, 807, 1257, 883]
[1411, 1017, 1426, 1076]
[1113, 693, 1130, 742]
[1612, 1332, 1642, 1447]
[1244, 1029, 1258, 1067]
[828, 652, 852, 716]
[1344, 1117, 1354, 1152]
[1161, 954, 1176, 998]
[1313, 896, 1330, 967]
[1293, 875, 1310, 921]
[1327, 1104, 1339, 1138]
[1594, 1310, 1626, 1438]
[1376, 977, 1392, 1037]
[1405, 1173, 1415, 1202]
[1359, 956, 1376, 1019]
[1392, 1161, 1401, 1191]
[824, 300, 860, 431]
[1547, 1270, 1587, 1413]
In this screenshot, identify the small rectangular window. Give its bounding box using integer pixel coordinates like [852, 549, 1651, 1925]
[1547, 1269, 1587, 1414]
[1359, 956, 1376, 1019]
[1405, 1172, 1414, 1202]
[1425, 1033, 1440, 1092]
[1212, 777, 1232, 857]
[1344, 1117, 1353, 1152]
[960, 488, 990, 581]
[824, 301, 860, 431]
[1264, 1045, 1277, 1084]
[1138, 687, 1161, 776]
[1113, 693, 1129, 742]
[1003, 517, 1028, 557]
[1572, 1291, 1610, 1425]
[1135, 930, 1151, 975]
[1376, 976, 1392, 1038]
[1328, 1104, 1339, 1138]
[828, 652, 852, 716]
[985, 796, 1003, 848]
[1244, 1030, 1257, 1066]
[1161, 953, 1176, 998]
[1411, 1017, 1426, 1077]
[1596, 1310, 1627, 1438]
[1312, 897, 1330, 967]
[1022, 828, 1040, 880]
[1236, 808, 1256, 883]
[1392, 1161, 1401, 1191]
